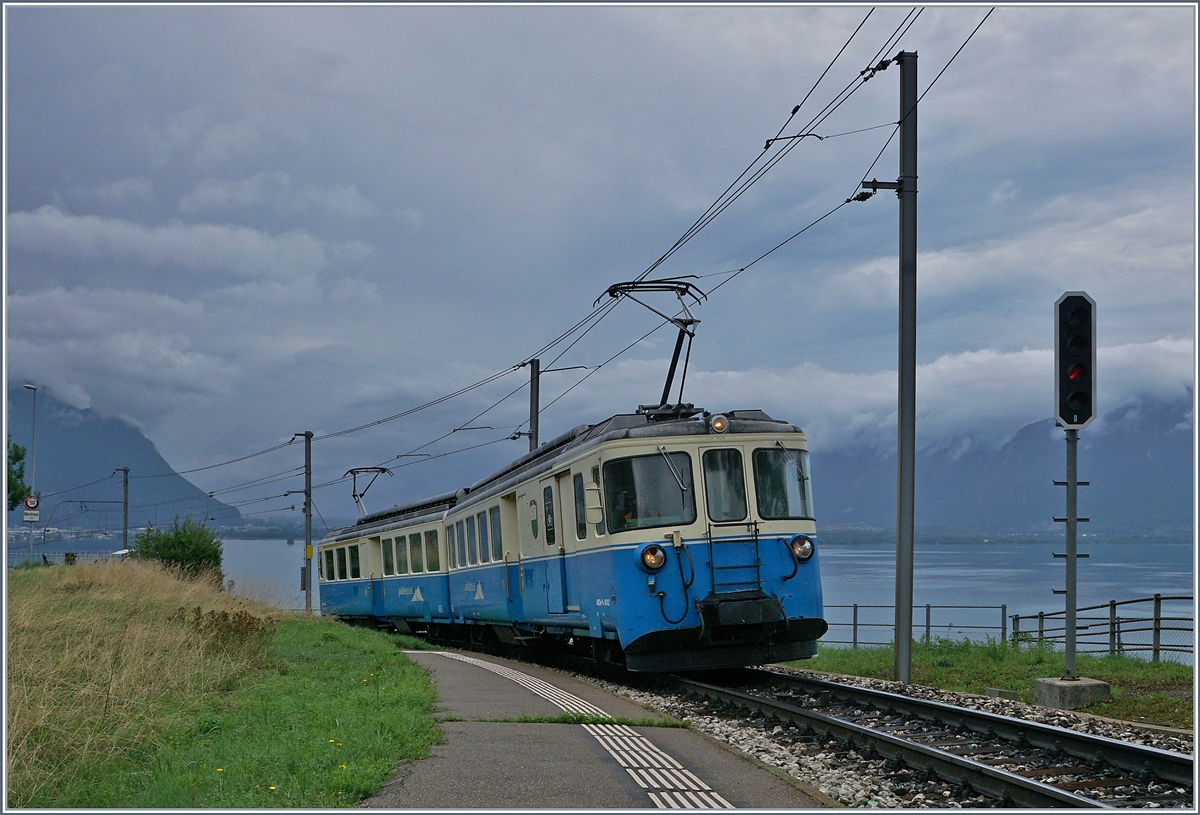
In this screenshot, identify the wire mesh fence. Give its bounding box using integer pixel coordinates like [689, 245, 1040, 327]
[1011, 594, 1194, 664]
[7, 550, 124, 567]
[823, 603, 1009, 648]
[822, 596, 1194, 665]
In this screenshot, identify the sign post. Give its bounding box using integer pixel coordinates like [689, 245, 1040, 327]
[23, 495, 40, 525]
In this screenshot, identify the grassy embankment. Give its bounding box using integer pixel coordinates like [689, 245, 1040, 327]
[795, 638, 1193, 729]
[6, 559, 441, 808]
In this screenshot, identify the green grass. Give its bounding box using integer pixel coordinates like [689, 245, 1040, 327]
[38, 619, 440, 808]
[789, 638, 1193, 729]
[8, 560, 442, 808]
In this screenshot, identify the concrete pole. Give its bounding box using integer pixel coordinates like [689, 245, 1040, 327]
[117, 467, 129, 551]
[24, 384, 37, 561]
[304, 431, 313, 614]
[529, 359, 540, 453]
[893, 51, 918, 684]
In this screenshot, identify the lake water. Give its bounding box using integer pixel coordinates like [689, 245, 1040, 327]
[12, 535, 1193, 656]
[818, 538, 1194, 660]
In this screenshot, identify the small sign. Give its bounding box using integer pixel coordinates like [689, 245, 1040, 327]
[23, 496, 39, 510]
[23, 509, 40, 523]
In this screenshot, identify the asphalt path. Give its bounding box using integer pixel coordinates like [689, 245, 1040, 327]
[361, 649, 832, 809]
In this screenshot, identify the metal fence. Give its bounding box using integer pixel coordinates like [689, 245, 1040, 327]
[823, 603, 1008, 648]
[1011, 594, 1194, 663]
[7, 550, 122, 567]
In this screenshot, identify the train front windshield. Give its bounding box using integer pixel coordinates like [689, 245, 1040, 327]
[753, 447, 814, 520]
[604, 452, 696, 532]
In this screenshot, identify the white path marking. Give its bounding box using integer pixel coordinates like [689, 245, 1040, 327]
[411, 651, 735, 808]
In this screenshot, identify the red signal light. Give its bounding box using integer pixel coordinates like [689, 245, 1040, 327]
[1067, 363, 1088, 383]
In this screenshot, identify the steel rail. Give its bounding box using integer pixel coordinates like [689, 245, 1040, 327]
[672, 675, 1112, 808]
[753, 669, 1193, 788]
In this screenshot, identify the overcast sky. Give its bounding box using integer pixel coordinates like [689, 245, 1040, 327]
[5, 4, 1195, 524]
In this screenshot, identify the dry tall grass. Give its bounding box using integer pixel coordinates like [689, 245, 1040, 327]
[6, 558, 278, 806]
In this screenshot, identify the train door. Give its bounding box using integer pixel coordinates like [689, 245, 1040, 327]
[540, 475, 568, 614]
[367, 536, 386, 617]
[516, 489, 545, 618]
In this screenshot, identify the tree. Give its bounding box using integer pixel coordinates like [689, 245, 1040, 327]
[7, 435, 31, 511]
[131, 515, 224, 583]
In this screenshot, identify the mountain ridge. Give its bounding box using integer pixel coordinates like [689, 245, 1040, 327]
[6, 387, 1192, 537]
[6, 387, 240, 534]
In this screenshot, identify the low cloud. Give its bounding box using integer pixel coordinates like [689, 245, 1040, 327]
[7, 287, 238, 429]
[179, 171, 375, 218]
[8, 205, 343, 280]
[820, 186, 1193, 309]
[546, 336, 1194, 457]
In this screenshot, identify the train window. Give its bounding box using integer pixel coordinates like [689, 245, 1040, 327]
[603, 452, 696, 533]
[464, 517, 477, 565]
[476, 512, 490, 563]
[703, 449, 748, 522]
[336, 547, 347, 580]
[592, 466, 606, 536]
[324, 549, 334, 581]
[456, 520, 467, 567]
[349, 546, 361, 579]
[396, 536, 409, 574]
[489, 507, 502, 560]
[447, 524, 457, 569]
[753, 447, 815, 520]
[573, 474, 588, 540]
[543, 486, 556, 545]
[410, 533, 424, 572]
[425, 529, 440, 572]
[318, 550, 324, 579]
[382, 538, 395, 575]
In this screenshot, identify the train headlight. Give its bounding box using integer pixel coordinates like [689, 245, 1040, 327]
[639, 544, 667, 571]
[709, 414, 729, 433]
[788, 535, 814, 562]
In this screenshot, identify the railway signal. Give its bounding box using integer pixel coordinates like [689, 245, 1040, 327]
[1054, 292, 1096, 429]
[1047, 290, 1104, 696]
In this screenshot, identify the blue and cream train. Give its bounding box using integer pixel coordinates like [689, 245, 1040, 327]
[317, 407, 827, 671]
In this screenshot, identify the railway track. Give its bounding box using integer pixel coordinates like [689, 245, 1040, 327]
[668, 668, 1193, 808]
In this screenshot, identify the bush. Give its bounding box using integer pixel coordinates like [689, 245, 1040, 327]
[131, 516, 223, 583]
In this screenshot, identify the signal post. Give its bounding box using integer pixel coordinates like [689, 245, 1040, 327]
[1035, 291, 1110, 710]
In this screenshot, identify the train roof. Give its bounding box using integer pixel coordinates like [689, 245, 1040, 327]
[337, 407, 802, 537]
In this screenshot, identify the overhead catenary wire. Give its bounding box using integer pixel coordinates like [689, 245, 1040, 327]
[642, 9, 922, 280]
[628, 7, 879, 285]
[34, 473, 116, 499]
[527, 8, 993, 433]
[100, 8, 990, 523]
[342, 8, 940, 472]
[94, 10, 886, 495]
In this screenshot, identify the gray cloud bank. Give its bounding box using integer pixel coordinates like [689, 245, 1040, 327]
[5, 5, 1193, 519]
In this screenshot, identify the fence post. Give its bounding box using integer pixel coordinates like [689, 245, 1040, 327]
[1012, 614, 1020, 647]
[1108, 600, 1116, 656]
[1001, 604, 1007, 643]
[925, 603, 931, 643]
[1038, 611, 1044, 645]
[853, 604, 859, 648]
[1153, 593, 1162, 663]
